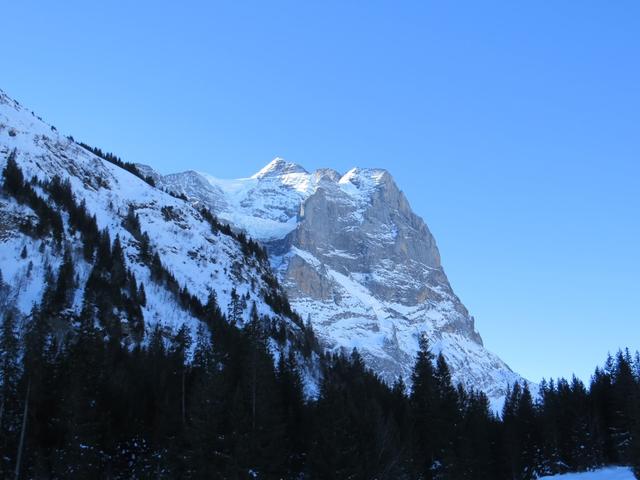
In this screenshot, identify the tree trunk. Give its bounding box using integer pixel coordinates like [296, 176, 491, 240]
[15, 378, 30, 480]
[182, 369, 186, 427]
[252, 349, 256, 433]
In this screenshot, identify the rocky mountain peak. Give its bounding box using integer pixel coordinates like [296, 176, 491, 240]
[251, 157, 308, 179]
[150, 159, 526, 405]
[339, 167, 391, 186]
[311, 168, 342, 184]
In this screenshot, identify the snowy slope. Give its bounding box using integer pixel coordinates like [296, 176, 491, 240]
[0, 85, 528, 405]
[0, 89, 319, 392]
[149, 158, 528, 404]
[540, 467, 636, 480]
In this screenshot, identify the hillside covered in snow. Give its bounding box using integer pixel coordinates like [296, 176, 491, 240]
[0, 88, 321, 393]
[146, 156, 526, 403]
[1, 88, 639, 480]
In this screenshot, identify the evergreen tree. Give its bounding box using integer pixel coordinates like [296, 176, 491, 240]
[138, 282, 147, 307]
[2, 149, 24, 196]
[433, 353, 460, 475]
[410, 335, 438, 478]
[51, 246, 75, 314]
[185, 324, 225, 476]
[228, 287, 243, 324]
[277, 349, 307, 473]
[0, 310, 20, 476]
[608, 350, 637, 463]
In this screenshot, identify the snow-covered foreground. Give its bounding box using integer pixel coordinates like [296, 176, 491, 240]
[540, 467, 636, 480]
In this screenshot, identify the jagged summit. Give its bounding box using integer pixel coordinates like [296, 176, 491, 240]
[251, 157, 308, 179]
[0, 84, 524, 406]
[340, 167, 390, 183]
[151, 158, 526, 405]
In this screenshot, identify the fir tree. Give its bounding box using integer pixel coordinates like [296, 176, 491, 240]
[0, 310, 21, 475]
[410, 335, 438, 478]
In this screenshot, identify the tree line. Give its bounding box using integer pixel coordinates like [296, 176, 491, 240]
[1, 151, 639, 479]
[1, 286, 639, 479]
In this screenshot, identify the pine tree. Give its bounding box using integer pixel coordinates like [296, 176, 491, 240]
[277, 349, 307, 473]
[138, 282, 147, 307]
[631, 352, 640, 478]
[185, 324, 224, 476]
[0, 310, 20, 476]
[410, 335, 438, 478]
[518, 383, 540, 479]
[170, 325, 191, 430]
[309, 354, 361, 479]
[0, 269, 7, 310]
[51, 246, 75, 314]
[204, 290, 222, 325]
[228, 287, 243, 324]
[610, 350, 637, 463]
[502, 382, 523, 479]
[139, 231, 151, 263]
[2, 149, 24, 196]
[432, 353, 460, 475]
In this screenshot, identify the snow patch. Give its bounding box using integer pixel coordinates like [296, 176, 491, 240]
[539, 467, 636, 480]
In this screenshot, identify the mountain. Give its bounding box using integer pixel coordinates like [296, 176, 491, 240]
[2, 89, 638, 479]
[0, 89, 320, 393]
[143, 157, 525, 403]
[0, 86, 523, 405]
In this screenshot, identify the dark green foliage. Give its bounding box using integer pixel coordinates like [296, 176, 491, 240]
[2, 298, 639, 479]
[2, 149, 24, 195]
[3, 150, 639, 478]
[261, 271, 303, 328]
[2, 150, 64, 242]
[0, 309, 21, 473]
[199, 206, 269, 262]
[43, 176, 100, 261]
[502, 382, 540, 480]
[78, 142, 156, 187]
[410, 335, 439, 477]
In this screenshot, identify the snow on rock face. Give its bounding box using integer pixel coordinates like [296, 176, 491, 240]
[0, 85, 527, 404]
[152, 158, 528, 403]
[251, 157, 308, 179]
[0, 88, 303, 345]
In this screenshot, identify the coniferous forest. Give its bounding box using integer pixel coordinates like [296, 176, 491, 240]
[1, 157, 639, 479]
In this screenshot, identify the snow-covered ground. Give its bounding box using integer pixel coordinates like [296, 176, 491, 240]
[0, 87, 322, 395]
[540, 467, 636, 480]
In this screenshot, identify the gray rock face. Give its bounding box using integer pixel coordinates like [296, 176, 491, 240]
[151, 158, 525, 404]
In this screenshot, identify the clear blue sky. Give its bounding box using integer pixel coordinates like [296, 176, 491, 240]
[4, 1, 639, 384]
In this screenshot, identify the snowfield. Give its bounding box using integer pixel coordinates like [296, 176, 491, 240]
[540, 467, 636, 480]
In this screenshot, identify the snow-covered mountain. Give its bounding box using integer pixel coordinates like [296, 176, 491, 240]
[145, 157, 525, 402]
[0, 90, 319, 393]
[0, 86, 525, 405]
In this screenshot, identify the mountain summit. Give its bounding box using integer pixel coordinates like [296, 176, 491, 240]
[251, 157, 308, 179]
[152, 158, 525, 404]
[0, 85, 524, 405]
